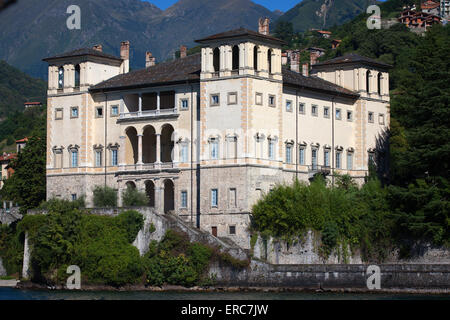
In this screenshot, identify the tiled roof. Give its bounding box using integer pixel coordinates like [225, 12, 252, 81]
[91, 52, 361, 98]
[43, 48, 123, 62]
[15, 137, 28, 143]
[0, 153, 16, 162]
[90, 54, 201, 91]
[195, 28, 286, 46]
[282, 68, 359, 98]
[312, 53, 392, 69]
[24, 102, 42, 105]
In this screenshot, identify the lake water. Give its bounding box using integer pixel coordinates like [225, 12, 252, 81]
[0, 287, 448, 300]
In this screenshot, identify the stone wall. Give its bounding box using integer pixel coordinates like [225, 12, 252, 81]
[0, 207, 22, 225]
[210, 260, 450, 289]
[252, 230, 450, 265]
[0, 257, 6, 276]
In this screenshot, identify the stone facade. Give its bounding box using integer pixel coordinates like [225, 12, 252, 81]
[43, 26, 390, 250]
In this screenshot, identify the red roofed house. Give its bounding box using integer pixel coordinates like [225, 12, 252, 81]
[16, 137, 28, 153]
[24, 101, 42, 109]
[422, 0, 440, 15]
[316, 30, 331, 38]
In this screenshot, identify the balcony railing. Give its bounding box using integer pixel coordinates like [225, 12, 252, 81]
[119, 162, 176, 172]
[119, 108, 178, 120]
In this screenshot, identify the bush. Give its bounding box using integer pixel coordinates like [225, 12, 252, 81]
[251, 176, 393, 260]
[0, 223, 24, 276]
[122, 186, 148, 207]
[93, 186, 117, 207]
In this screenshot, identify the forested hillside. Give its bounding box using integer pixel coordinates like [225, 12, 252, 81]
[0, 60, 46, 153]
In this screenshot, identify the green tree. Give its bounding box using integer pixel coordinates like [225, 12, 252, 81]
[1, 123, 46, 213]
[122, 185, 148, 207]
[92, 186, 117, 207]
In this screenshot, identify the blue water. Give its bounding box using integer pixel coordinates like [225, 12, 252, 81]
[0, 287, 448, 300]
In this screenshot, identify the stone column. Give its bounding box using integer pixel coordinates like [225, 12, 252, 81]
[173, 141, 179, 164]
[156, 133, 161, 164]
[156, 92, 160, 114]
[22, 232, 31, 279]
[155, 184, 164, 214]
[137, 134, 143, 164]
[117, 183, 123, 207]
[119, 136, 126, 166]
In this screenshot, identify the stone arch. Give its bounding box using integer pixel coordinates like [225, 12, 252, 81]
[74, 64, 80, 87]
[267, 48, 273, 74]
[145, 180, 155, 207]
[143, 125, 156, 163]
[232, 45, 239, 71]
[163, 179, 174, 213]
[366, 70, 371, 93]
[125, 126, 138, 164]
[213, 47, 220, 72]
[377, 72, 382, 95]
[160, 124, 175, 163]
[125, 181, 136, 189]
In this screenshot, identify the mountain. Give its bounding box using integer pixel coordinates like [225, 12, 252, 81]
[0, 0, 279, 79]
[278, 0, 377, 33]
[0, 60, 46, 118]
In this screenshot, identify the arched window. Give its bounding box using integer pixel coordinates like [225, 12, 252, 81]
[232, 45, 239, 71]
[267, 49, 273, 74]
[58, 66, 64, 89]
[213, 47, 220, 72]
[253, 46, 258, 71]
[377, 73, 382, 95]
[75, 64, 80, 87]
[366, 70, 371, 93]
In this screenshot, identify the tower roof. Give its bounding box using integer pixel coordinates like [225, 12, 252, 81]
[43, 48, 123, 62]
[312, 53, 392, 70]
[195, 27, 286, 46]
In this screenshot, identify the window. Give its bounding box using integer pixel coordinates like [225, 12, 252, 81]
[111, 105, 119, 116]
[299, 147, 305, 165]
[211, 189, 218, 207]
[58, 67, 64, 89]
[228, 92, 237, 105]
[229, 225, 236, 235]
[336, 151, 342, 169]
[377, 73, 382, 95]
[180, 99, 189, 110]
[268, 95, 276, 107]
[368, 112, 374, 123]
[210, 94, 220, 106]
[347, 152, 353, 170]
[180, 143, 188, 162]
[180, 191, 188, 208]
[336, 108, 342, 120]
[55, 108, 63, 120]
[96, 107, 103, 118]
[311, 149, 318, 170]
[311, 104, 318, 116]
[299, 103, 305, 114]
[111, 149, 118, 166]
[71, 107, 79, 118]
[229, 188, 236, 208]
[268, 140, 275, 160]
[324, 149, 330, 167]
[379, 113, 385, 125]
[95, 150, 102, 167]
[324, 107, 330, 118]
[71, 194, 77, 201]
[366, 70, 371, 92]
[210, 139, 219, 159]
[286, 100, 292, 112]
[286, 144, 292, 163]
[71, 150, 78, 168]
[255, 92, 263, 105]
[347, 110, 353, 121]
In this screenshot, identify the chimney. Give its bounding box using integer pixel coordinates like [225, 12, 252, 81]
[302, 63, 309, 77]
[258, 17, 270, 35]
[180, 45, 187, 58]
[92, 44, 103, 52]
[146, 51, 156, 67]
[120, 41, 130, 73]
[290, 51, 299, 73]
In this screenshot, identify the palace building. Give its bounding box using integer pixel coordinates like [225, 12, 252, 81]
[43, 20, 390, 249]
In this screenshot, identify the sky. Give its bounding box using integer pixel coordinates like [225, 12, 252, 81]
[144, 0, 301, 12]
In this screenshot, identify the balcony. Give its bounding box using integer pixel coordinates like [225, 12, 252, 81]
[118, 162, 178, 174]
[308, 165, 331, 179]
[119, 108, 178, 120]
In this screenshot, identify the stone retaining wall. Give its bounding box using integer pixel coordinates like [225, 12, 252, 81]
[211, 261, 450, 289]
